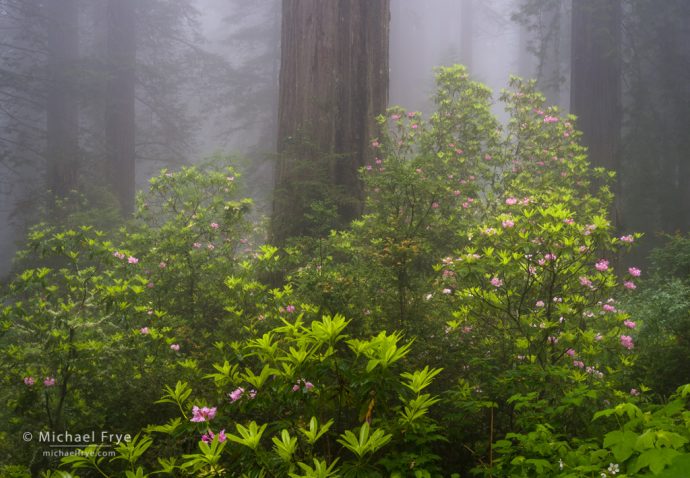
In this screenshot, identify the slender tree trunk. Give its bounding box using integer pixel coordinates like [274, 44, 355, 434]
[46, 0, 79, 200]
[570, 0, 622, 225]
[272, 0, 389, 244]
[105, 0, 137, 215]
[570, 0, 622, 221]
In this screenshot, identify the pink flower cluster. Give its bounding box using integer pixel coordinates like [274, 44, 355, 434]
[201, 429, 226, 443]
[292, 379, 314, 392]
[620, 335, 634, 350]
[190, 406, 217, 422]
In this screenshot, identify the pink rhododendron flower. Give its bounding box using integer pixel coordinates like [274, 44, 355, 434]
[147, 282, 154, 288]
[484, 154, 492, 161]
[595, 333, 603, 341]
[229, 387, 244, 402]
[127, 256, 139, 264]
[453, 190, 461, 196]
[192, 242, 201, 249]
[371, 140, 380, 148]
[544, 253, 557, 261]
[543, 115, 559, 123]
[548, 336, 558, 344]
[566, 348, 576, 357]
[190, 406, 217, 422]
[170, 343, 180, 351]
[442, 288, 452, 294]
[579, 276, 593, 287]
[210, 222, 219, 229]
[535, 300, 545, 308]
[628, 267, 641, 277]
[391, 114, 401, 120]
[248, 389, 257, 399]
[630, 388, 640, 396]
[23, 376, 35, 386]
[431, 202, 439, 209]
[113, 251, 125, 260]
[624, 281, 636, 290]
[620, 235, 634, 243]
[44, 377, 56, 387]
[505, 197, 518, 205]
[602, 304, 617, 313]
[139, 327, 150, 335]
[595, 259, 609, 272]
[573, 360, 585, 368]
[583, 224, 596, 235]
[159, 261, 167, 268]
[201, 429, 227, 443]
[564, 218, 574, 225]
[285, 305, 296, 313]
[620, 335, 634, 350]
[293, 379, 314, 392]
[502, 219, 514, 228]
[490, 277, 503, 287]
[207, 243, 215, 251]
[623, 320, 636, 329]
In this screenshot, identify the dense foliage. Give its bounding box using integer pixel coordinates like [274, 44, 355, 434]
[1, 66, 689, 477]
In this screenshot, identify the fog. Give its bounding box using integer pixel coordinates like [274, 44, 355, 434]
[0, 0, 687, 275]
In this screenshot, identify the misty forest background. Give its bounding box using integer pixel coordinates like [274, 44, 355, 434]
[3, 0, 690, 477]
[2, 0, 689, 271]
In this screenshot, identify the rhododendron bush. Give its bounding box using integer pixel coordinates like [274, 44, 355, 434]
[2, 67, 690, 477]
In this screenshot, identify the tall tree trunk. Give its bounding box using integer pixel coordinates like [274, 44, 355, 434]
[272, 0, 390, 244]
[105, 0, 136, 215]
[46, 0, 79, 200]
[570, 0, 622, 221]
[459, 0, 474, 70]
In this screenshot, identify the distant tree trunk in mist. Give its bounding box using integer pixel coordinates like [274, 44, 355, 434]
[570, 0, 622, 218]
[272, 0, 390, 244]
[459, 0, 474, 71]
[46, 0, 79, 200]
[105, 0, 136, 215]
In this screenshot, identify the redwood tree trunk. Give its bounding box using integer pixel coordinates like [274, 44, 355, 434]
[459, 0, 474, 71]
[46, 0, 79, 200]
[272, 0, 390, 244]
[570, 0, 622, 221]
[105, 0, 136, 215]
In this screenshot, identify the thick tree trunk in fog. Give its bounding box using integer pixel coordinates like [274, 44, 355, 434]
[46, 0, 79, 200]
[570, 0, 622, 220]
[106, 0, 136, 215]
[459, 0, 474, 71]
[272, 0, 390, 244]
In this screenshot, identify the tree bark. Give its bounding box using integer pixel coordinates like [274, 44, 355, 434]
[272, 0, 390, 244]
[46, 0, 79, 200]
[105, 0, 137, 215]
[459, 0, 474, 71]
[570, 0, 622, 219]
